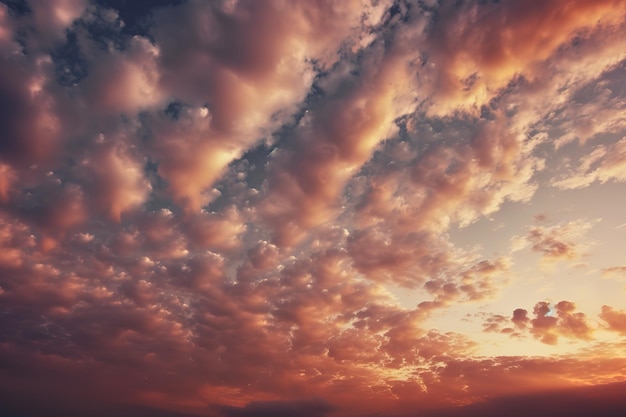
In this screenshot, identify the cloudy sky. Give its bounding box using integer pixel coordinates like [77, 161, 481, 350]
[1, 0, 626, 416]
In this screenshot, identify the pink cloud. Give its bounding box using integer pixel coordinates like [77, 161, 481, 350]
[484, 301, 594, 345]
[511, 219, 598, 264]
[422, 0, 626, 114]
[600, 305, 626, 335]
[79, 35, 163, 113]
[145, 0, 392, 213]
[553, 137, 626, 189]
[1, 1, 626, 416]
[77, 137, 151, 221]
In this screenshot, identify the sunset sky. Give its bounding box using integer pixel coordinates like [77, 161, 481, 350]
[1, 0, 626, 416]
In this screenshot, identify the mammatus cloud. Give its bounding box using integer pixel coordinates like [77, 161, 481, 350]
[1, 1, 626, 416]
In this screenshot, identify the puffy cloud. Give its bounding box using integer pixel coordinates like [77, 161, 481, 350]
[538, 301, 593, 343]
[145, 0, 393, 212]
[0, 48, 63, 169]
[17, 181, 87, 250]
[1, 1, 626, 416]
[0, 213, 33, 268]
[481, 308, 531, 338]
[402, 118, 540, 230]
[599, 305, 626, 335]
[259, 40, 418, 246]
[485, 301, 594, 345]
[512, 308, 530, 330]
[342, 116, 535, 290]
[422, 0, 626, 114]
[24, 0, 88, 50]
[146, 106, 240, 211]
[76, 136, 151, 221]
[347, 228, 455, 287]
[79, 34, 164, 113]
[184, 206, 246, 253]
[0, 162, 16, 202]
[128, 208, 189, 259]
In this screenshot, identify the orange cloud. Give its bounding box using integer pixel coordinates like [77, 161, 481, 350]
[511, 219, 597, 264]
[1, 1, 626, 416]
[146, 0, 393, 212]
[484, 301, 594, 345]
[77, 138, 152, 222]
[423, 0, 626, 114]
[553, 137, 626, 189]
[601, 265, 626, 277]
[600, 305, 626, 335]
[259, 45, 417, 246]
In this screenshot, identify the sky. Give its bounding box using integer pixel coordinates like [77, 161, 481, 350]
[1, 0, 626, 416]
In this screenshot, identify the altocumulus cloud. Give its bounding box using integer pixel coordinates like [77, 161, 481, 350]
[1, 1, 626, 417]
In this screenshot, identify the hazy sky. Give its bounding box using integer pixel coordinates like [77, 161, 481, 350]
[1, 1, 626, 416]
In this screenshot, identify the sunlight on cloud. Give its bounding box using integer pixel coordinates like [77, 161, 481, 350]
[0, 1, 626, 417]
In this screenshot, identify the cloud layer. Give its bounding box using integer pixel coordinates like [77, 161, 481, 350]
[1, 1, 626, 416]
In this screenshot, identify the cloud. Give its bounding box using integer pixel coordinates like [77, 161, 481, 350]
[76, 136, 152, 221]
[599, 305, 626, 335]
[552, 137, 626, 189]
[422, 381, 626, 417]
[540, 59, 626, 149]
[22, 0, 88, 50]
[0, 212, 33, 268]
[78, 32, 163, 113]
[512, 308, 530, 330]
[218, 398, 334, 417]
[483, 301, 594, 345]
[342, 113, 538, 290]
[0, 43, 64, 168]
[482, 314, 510, 333]
[258, 37, 418, 246]
[511, 219, 598, 264]
[422, 0, 626, 114]
[145, 0, 393, 212]
[601, 266, 626, 277]
[1, 1, 626, 417]
[532, 301, 593, 344]
[184, 206, 247, 253]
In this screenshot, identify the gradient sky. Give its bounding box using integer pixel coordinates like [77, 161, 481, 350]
[1, 1, 626, 416]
